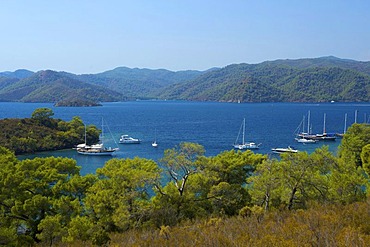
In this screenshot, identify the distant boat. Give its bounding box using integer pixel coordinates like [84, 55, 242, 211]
[119, 134, 141, 144]
[152, 129, 158, 148]
[310, 113, 336, 141]
[233, 118, 260, 150]
[76, 119, 119, 156]
[297, 112, 336, 141]
[295, 137, 317, 144]
[271, 146, 299, 154]
[294, 112, 317, 144]
[76, 143, 118, 156]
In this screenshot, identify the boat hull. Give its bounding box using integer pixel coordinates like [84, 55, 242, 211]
[233, 143, 260, 150]
[119, 140, 141, 144]
[295, 138, 317, 144]
[271, 146, 298, 154]
[77, 149, 117, 156]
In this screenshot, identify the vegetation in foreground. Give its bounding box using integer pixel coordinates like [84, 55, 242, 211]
[0, 123, 369, 246]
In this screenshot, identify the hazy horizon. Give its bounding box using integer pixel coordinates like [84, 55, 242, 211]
[1, 1, 369, 74]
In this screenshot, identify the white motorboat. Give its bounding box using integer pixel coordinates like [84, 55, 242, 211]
[295, 137, 317, 144]
[271, 146, 299, 154]
[119, 134, 141, 144]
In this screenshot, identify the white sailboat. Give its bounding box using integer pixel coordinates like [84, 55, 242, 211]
[152, 128, 158, 148]
[295, 112, 317, 144]
[312, 113, 336, 141]
[297, 111, 335, 141]
[233, 118, 260, 150]
[76, 118, 119, 156]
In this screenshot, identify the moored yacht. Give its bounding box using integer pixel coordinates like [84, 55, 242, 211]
[76, 143, 118, 156]
[76, 119, 119, 156]
[119, 134, 141, 144]
[271, 146, 299, 154]
[233, 118, 260, 150]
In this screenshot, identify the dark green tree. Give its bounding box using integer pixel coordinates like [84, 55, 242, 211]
[339, 123, 370, 168]
[31, 108, 54, 126]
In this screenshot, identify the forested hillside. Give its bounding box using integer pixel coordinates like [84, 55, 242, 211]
[0, 69, 34, 79]
[69, 67, 207, 98]
[0, 56, 369, 103]
[159, 58, 370, 102]
[263, 56, 370, 75]
[0, 70, 124, 104]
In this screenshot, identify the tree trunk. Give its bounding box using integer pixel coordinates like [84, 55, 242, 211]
[288, 187, 297, 210]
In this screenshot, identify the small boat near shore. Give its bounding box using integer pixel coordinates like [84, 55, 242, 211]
[272, 146, 299, 154]
[295, 137, 317, 144]
[76, 143, 118, 156]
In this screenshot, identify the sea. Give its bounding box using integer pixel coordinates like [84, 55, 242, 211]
[1, 101, 369, 175]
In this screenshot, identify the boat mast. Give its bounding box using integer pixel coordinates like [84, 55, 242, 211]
[101, 117, 104, 144]
[344, 113, 347, 134]
[323, 113, 326, 134]
[84, 124, 87, 144]
[307, 111, 311, 135]
[242, 118, 245, 144]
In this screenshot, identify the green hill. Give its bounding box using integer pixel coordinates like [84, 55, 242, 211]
[159, 57, 370, 102]
[1, 57, 369, 103]
[0, 69, 34, 79]
[0, 70, 124, 104]
[263, 56, 370, 75]
[70, 67, 207, 99]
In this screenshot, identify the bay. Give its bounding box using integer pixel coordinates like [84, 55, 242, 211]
[1, 101, 369, 175]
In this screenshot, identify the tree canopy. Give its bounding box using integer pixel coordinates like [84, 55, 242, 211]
[0, 108, 99, 154]
[0, 124, 369, 246]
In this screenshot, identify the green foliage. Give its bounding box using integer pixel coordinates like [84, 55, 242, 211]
[0, 111, 99, 154]
[0, 154, 86, 244]
[83, 157, 160, 240]
[31, 107, 54, 121]
[249, 146, 367, 210]
[339, 123, 370, 167]
[152, 146, 266, 225]
[361, 144, 370, 176]
[0, 125, 369, 246]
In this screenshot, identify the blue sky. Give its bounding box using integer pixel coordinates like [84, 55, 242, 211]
[1, 0, 369, 74]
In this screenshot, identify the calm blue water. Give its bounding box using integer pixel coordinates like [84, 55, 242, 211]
[1, 101, 369, 175]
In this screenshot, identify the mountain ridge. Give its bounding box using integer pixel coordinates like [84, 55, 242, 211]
[0, 56, 369, 104]
[158, 57, 370, 102]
